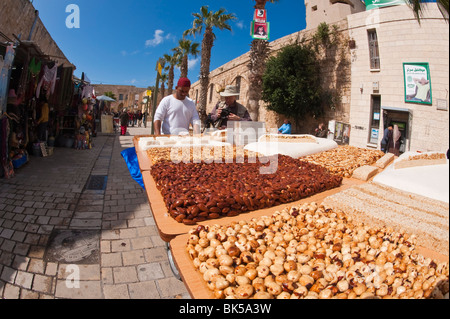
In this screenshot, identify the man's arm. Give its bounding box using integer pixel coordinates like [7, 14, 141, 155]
[154, 120, 162, 136]
[209, 104, 220, 121]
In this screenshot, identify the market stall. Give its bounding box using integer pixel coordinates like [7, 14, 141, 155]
[133, 134, 449, 299]
[0, 37, 75, 178]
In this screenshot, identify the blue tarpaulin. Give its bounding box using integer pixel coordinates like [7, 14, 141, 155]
[121, 147, 145, 190]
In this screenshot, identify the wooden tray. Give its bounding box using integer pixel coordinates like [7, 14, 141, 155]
[134, 135, 158, 171]
[142, 170, 365, 242]
[170, 229, 449, 300]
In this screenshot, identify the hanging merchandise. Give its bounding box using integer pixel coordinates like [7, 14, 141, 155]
[0, 55, 4, 72]
[36, 62, 58, 99]
[0, 44, 16, 114]
[0, 115, 14, 179]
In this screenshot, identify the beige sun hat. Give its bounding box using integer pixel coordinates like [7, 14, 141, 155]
[220, 85, 240, 97]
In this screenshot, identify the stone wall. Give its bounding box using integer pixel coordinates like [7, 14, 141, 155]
[0, 0, 73, 67]
[347, 4, 449, 152]
[190, 19, 352, 134]
[93, 84, 147, 112]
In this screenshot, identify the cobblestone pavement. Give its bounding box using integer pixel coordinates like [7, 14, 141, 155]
[0, 126, 190, 299]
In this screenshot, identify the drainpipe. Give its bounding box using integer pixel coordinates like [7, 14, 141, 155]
[28, 10, 39, 41]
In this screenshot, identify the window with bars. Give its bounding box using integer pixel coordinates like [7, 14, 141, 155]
[368, 29, 380, 70]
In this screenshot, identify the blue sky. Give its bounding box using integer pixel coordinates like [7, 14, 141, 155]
[32, 0, 306, 88]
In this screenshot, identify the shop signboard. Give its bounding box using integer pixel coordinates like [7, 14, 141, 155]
[254, 9, 267, 23]
[365, 0, 407, 10]
[251, 21, 270, 40]
[365, 0, 436, 10]
[403, 62, 432, 105]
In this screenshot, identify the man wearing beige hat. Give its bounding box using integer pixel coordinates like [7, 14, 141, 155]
[209, 85, 252, 129]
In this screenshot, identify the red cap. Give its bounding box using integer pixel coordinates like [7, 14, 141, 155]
[177, 77, 191, 88]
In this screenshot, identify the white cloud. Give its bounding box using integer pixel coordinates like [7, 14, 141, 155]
[188, 58, 199, 70]
[145, 30, 173, 47]
[236, 21, 244, 30]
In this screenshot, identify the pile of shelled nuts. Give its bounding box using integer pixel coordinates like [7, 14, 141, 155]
[260, 135, 318, 144]
[151, 156, 343, 225]
[147, 145, 257, 165]
[185, 202, 449, 299]
[301, 146, 385, 178]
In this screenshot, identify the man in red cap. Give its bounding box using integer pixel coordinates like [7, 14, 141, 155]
[154, 77, 200, 135]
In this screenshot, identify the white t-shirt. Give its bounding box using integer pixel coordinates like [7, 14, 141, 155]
[154, 94, 200, 135]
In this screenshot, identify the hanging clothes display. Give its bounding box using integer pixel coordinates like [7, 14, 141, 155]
[25, 57, 42, 100]
[29, 57, 41, 76]
[0, 44, 16, 114]
[0, 115, 14, 179]
[0, 55, 4, 72]
[36, 62, 57, 99]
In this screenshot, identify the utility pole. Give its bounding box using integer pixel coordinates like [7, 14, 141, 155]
[151, 58, 165, 135]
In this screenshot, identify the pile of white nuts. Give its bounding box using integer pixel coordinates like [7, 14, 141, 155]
[185, 202, 449, 299]
[301, 146, 385, 178]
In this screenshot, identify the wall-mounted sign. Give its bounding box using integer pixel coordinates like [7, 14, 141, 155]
[365, 0, 406, 10]
[251, 21, 270, 40]
[403, 62, 432, 105]
[254, 9, 267, 23]
[366, 0, 437, 10]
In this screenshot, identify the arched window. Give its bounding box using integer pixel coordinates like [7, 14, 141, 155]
[235, 76, 242, 100]
[209, 84, 214, 103]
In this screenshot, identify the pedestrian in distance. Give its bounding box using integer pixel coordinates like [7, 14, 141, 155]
[314, 123, 328, 138]
[278, 119, 292, 135]
[120, 110, 130, 136]
[381, 123, 393, 153]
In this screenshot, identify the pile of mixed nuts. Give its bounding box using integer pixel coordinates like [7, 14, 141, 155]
[301, 146, 385, 178]
[186, 202, 449, 299]
[151, 156, 342, 225]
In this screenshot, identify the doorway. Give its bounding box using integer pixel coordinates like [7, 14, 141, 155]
[382, 108, 412, 154]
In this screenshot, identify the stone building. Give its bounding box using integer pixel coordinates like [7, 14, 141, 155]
[190, 1, 449, 153]
[93, 84, 147, 112]
[0, 0, 73, 68]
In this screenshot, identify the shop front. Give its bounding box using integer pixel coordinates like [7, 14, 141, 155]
[0, 37, 76, 179]
[381, 107, 412, 154]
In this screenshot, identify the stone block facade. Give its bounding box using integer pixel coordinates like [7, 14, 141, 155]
[190, 19, 352, 134]
[93, 85, 147, 112]
[191, 3, 448, 153]
[0, 0, 73, 67]
[348, 4, 449, 152]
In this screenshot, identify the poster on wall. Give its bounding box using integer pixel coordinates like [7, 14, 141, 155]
[365, 0, 407, 10]
[403, 62, 432, 105]
[251, 21, 270, 40]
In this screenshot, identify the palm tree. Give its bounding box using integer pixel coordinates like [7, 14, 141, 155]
[184, 5, 237, 123]
[405, 0, 449, 23]
[159, 72, 169, 99]
[174, 38, 200, 79]
[247, 0, 279, 122]
[163, 52, 182, 95]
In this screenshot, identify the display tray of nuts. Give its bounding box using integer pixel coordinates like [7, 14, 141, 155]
[171, 202, 449, 299]
[141, 171, 362, 243]
[150, 155, 343, 226]
[259, 134, 318, 144]
[145, 145, 259, 166]
[300, 146, 385, 178]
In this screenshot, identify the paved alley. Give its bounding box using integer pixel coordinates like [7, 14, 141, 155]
[0, 127, 190, 299]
